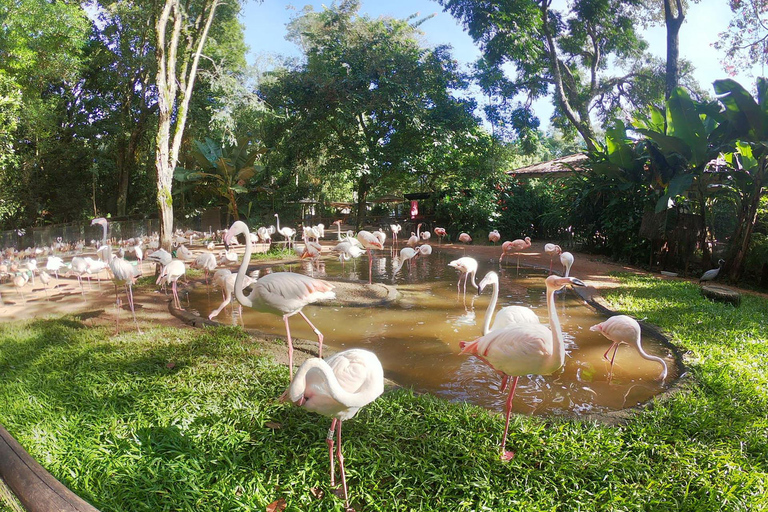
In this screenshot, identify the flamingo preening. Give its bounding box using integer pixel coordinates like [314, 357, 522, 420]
[433, 227, 446, 244]
[560, 251, 574, 277]
[356, 230, 384, 285]
[544, 243, 562, 274]
[282, 348, 384, 509]
[460, 275, 585, 461]
[448, 257, 479, 299]
[499, 236, 531, 271]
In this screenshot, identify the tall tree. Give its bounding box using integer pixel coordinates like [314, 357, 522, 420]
[154, 0, 223, 251]
[664, 0, 685, 99]
[260, 0, 477, 228]
[439, 0, 661, 151]
[715, 0, 768, 79]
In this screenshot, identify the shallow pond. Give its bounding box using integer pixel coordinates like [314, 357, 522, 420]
[187, 249, 678, 417]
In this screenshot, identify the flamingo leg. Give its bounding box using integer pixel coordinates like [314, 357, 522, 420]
[298, 310, 323, 358]
[367, 249, 373, 284]
[500, 376, 519, 462]
[336, 420, 349, 508]
[326, 418, 338, 486]
[114, 283, 121, 334]
[126, 283, 142, 334]
[282, 314, 295, 377]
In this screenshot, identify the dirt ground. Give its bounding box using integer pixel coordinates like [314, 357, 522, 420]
[0, 240, 754, 368]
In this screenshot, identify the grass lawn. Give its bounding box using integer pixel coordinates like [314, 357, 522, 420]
[0, 274, 766, 511]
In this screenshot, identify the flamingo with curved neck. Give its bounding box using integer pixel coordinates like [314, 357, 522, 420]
[225, 221, 335, 377]
[590, 315, 667, 380]
[283, 348, 384, 508]
[477, 271, 539, 335]
[460, 274, 585, 461]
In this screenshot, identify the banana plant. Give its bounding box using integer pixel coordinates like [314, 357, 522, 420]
[174, 137, 266, 222]
[712, 78, 768, 281]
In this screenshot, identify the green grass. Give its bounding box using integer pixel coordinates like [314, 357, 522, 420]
[0, 274, 766, 511]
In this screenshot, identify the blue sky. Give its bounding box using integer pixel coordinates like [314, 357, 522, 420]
[240, 1, 754, 130]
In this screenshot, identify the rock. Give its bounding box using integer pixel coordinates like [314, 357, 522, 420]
[701, 285, 741, 307]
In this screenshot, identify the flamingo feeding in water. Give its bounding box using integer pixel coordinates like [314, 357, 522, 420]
[225, 221, 336, 376]
[433, 227, 446, 244]
[282, 348, 384, 509]
[477, 271, 539, 335]
[393, 247, 419, 277]
[448, 256, 479, 298]
[590, 315, 668, 381]
[460, 275, 585, 461]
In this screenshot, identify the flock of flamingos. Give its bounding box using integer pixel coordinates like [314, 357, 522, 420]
[0, 217, 668, 508]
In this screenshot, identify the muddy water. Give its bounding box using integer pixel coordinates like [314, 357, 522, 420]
[187, 249, 678, 417]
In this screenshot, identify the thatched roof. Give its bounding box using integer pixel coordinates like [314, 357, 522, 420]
[507, 153, 589, 176]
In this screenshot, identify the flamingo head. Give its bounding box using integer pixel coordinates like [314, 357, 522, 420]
[478, 271, 498, 293]
[545, 275, 585, 292]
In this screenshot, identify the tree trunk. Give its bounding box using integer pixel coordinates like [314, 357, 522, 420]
[664, 0, 685, 99]
[355, 174, 371, 231]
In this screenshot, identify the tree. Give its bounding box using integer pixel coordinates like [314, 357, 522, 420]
[439, 0, 663, 151]
[715, 0, 768, 79]
[260, 0, 477, 228]
[154, 0, 233, 251]
[664, 0, 685, 98]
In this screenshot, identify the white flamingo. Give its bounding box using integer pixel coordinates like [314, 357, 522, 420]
[274, 213, 296, 248]
[460, 275, 585, 461]
[448, 256, 479, 298]
[282, 348, 384, 509]
[560, 251, 574, 277]
[477, 271, 539, 335]
[225, 221, 335, 376]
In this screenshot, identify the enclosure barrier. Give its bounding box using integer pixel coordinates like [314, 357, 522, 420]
[0, 423, 99, 511]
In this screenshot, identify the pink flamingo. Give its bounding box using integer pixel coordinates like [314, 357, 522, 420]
[544, 243, 562, 274]
[499, 236, 532, 271]
[282, 348, 384, 509]
[477, 271, 539, 335]
[390, 223, 401, 247]
[448, 256, 479, 298]
[157, 259, 186, 310]
[433, 227, 447, 244]
[225, 221, 335, 376]
[590, 315, 668, 381]
[460, 275, 585, 461]
[458, 232, 472, 244]
[488, 230, 501, 244]
[356, 230, 384, 285]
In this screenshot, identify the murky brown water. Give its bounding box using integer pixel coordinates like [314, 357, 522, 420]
[187, 249, 678, 417]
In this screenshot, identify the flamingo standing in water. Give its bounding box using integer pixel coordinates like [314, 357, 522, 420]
[448, 256, 479, 298]
[357, 230, 384, 285]
[208, 269, 255, 321]
[560, 251, 574, 277]
[477, 271, 539, 334]
[590, 315, 668, 381]
[499, 236, 532, 271]
[460, 275, 585, 461]
[225, 221, 336, 376]
[434, 227, 447, 244]
[282, 348, 384, 509]
[544, 243, 561, 274]
[390, 223, 402, 247]
[392, 247, 419, 277]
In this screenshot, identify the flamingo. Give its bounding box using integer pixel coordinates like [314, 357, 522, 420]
[544, 243, 562, 274]
[176, 244, 194, 261]
[192, 252, 217, 283]
[407, 224, 420, 248]
[393, 247, 419, 276]
[69, 256, 89, 295]
[560, 251, 574, 277]
[434, 227, 447, 244]
[257, 226, 273, 244]
[374, 229, 387, 247]
[390, 223, 402, 247]
[157, 259, 186, 309]
[477, 271, 539, 335]
[282, 348, 384, 509]
[331, 240, 364, 267]
[12, 272, 29, 301]
[225, 221, 336, 376]
[420, 229, 431, 242]
[108, 249, 142, 334]
[458, 232, 472, 244]
[357, 230, 383, 285]
[274, 213, 296, 248]
[448, 256, 479, 298]
[218, 249, 238, 266]
[499, 237, 532, 271]
[208, 269, 255, 321]
[45, 255, 65, 281]
[590, 315, 668, 381]
[39, 270, 51, 299]
[460, 275, 585, 461]
[417, 244, 432, 257]
[24, 259, 37, 286]
[488, 230, 501, 244]
[91, 217, 111, 263]
[700, 259, 725, 283]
